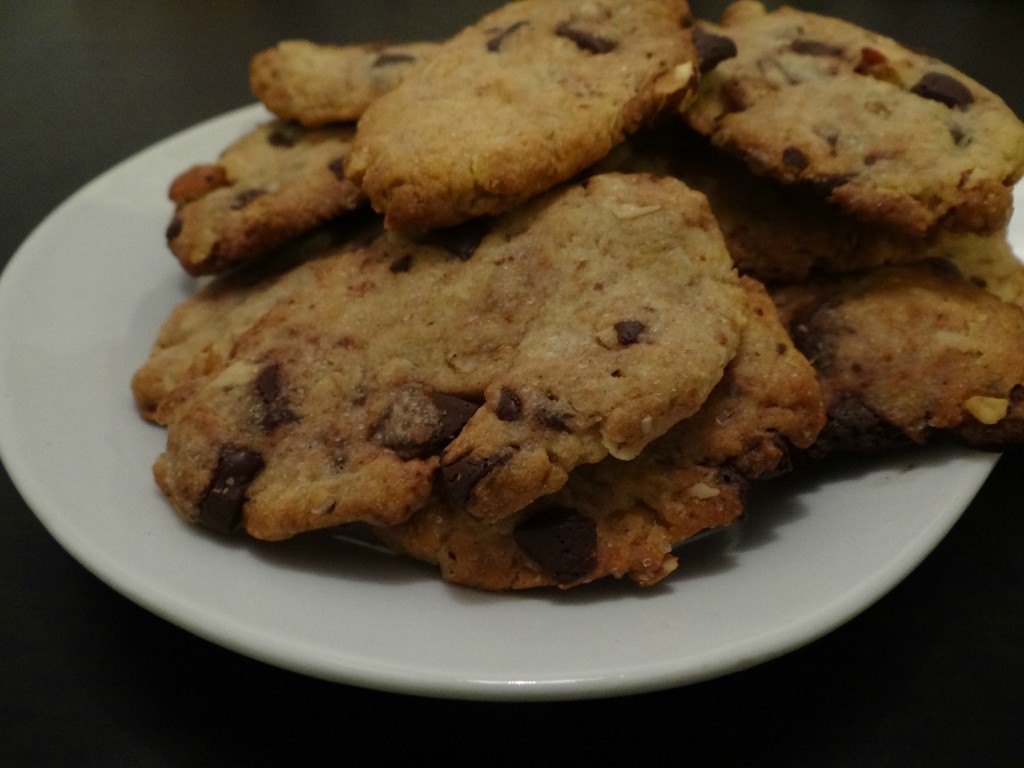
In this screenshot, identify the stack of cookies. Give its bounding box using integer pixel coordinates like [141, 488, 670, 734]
[132, 0, 1024, 590]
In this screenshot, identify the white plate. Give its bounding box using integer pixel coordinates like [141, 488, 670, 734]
[0, 104, 1017, 701]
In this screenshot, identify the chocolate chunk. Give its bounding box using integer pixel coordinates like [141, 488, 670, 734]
[375, 387, 477, 459]
[790, 39, 844, 57]
[441, 452, 507, 510]
[614, 320, 646, 346]
[165, 215, 183, 241]
[231, 189, 266, 210]
[486, 20, 529, 52]
[419, 217, 491, 261]
[389, 254, 413, 273]
[267, 123, 302, 148]
[692, 26, 737, 73]
[555, 21, 616, 54]
[782, 146, 809, 170]
[372, 51, 417, 67]
[495, 388, 523, 421]
[911, 72, 974, 110]
[809, 396, 908, 457]
[328, 157, 346, 181]
[429, 392, 479, 446]
[197, 445, 265, 532]
[255, 363, 299, 431]
[513, 507, 597, 585]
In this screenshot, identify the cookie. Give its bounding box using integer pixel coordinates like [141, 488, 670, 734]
[373, 276, 824, 590]
[165, 120, 365, 275]
[249, 40, 439, 126]
[133, 220, 375, 424]
[684, 1, 1024, 237]
[609, 126, 1024, 284]
[346, 0, 699, 230]
[940, 230, 1024, 310]
[153, 173, 748, 540]
[774, 261, 1024, 455]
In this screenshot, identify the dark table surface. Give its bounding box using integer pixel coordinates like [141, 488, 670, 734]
[2, 1, 1023, 765]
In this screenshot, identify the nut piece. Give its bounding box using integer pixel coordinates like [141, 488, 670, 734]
[964, 395, 1010, 425]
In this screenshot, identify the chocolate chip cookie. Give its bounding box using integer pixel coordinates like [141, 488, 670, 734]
[774, 261, 1024, 455]
[346, 0, 700, 230]
[133, 220, 375, 424]
[609, 125, 1024, 285]
[166, 120, 365, 275]
[374, 276, 824, 589]
[685, 1, 1024, 237]
[250, 40, 439, 126]
[153, 173, 748, 541]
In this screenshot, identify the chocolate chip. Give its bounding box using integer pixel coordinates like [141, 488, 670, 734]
[789, 39, 844, 57]
[231, 189, 266, 210]
[692, 26, 737, 73]
[267, 123, 302, 148]
[165, 215, 183, 241]
[911, 72, 974, 109]
[372, 51, 417, 67]
[419, 217, 491, 261]
[328, 157, 346, 181]
[197, 445, 265, 532]
[486, 20, 529, 52]
[389, 254, 413, 273]
[375, 387, 477, 459]
[495, 388, 523, 421]
[949, 124, 971, 147]
[255, 363, 299, 432]
[614, 320, 646, 346]
[513, 507, 597, 585]
[782, 146, 809, 170]
[255, 363, 284, 405]
[429, 392, 479, 446]
[555, 21, 616, 54]
[441, 452, 507, 509]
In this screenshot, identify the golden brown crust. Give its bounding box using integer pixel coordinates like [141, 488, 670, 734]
[374, 276, 823, 590]
[684, 1, 1024, 237]
[347, 0, 699, 230]
[775, 262, 1024, 453]
[165, 121, 365, 276]
[153, 174, 747, 541]
[249, 40, 439, 126]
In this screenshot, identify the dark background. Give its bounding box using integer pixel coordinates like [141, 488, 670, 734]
[2, 2, 1022, 765]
